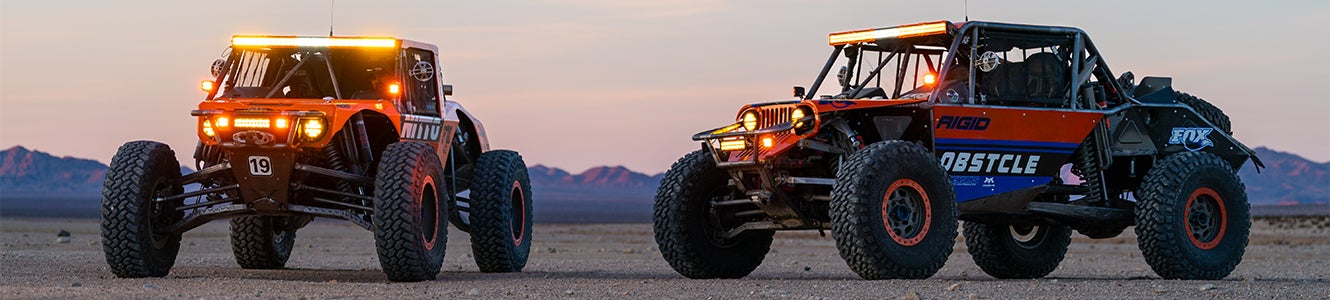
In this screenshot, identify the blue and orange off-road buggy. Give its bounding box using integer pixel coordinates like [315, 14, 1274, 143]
[654, 21, 1261, 280]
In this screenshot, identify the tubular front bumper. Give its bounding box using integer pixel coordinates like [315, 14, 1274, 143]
[692, 122, 797, 168]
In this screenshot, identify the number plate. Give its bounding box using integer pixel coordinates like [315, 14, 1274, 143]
[247, 156, 273, 176]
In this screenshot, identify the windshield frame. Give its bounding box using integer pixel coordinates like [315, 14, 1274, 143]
[209, 46, 401, 101]
[805, 39, 952, 101]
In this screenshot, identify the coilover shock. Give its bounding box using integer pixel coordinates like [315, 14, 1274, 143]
[1072, 123, 1113, 206]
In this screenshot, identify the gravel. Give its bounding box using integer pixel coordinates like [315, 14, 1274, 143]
[1, 217, 1327, 299]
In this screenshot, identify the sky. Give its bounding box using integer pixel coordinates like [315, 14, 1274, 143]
[2, 0, 1327, 174]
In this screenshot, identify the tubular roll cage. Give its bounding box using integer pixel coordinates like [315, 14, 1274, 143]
[932, 21, 1123, 108]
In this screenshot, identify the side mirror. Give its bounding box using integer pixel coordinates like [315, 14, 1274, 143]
[442, 84, 453, 96]
[792, 86, 806, 98]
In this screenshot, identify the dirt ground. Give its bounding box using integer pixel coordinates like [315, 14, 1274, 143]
[2, 217, 1326, 299]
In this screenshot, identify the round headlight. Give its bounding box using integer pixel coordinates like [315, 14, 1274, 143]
[298, 117, 327, 141]
[201, 120, 216, 137]
[742, 111, 759, 131]
[791, 106, 816, 135]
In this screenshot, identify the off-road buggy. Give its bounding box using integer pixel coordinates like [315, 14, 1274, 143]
[655, 21, 1261, 280]
[102, 36, 533, 282]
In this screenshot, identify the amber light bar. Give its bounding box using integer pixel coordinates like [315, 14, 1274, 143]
[231, 36, 398, 48]
[233, 118, 272, 129]
[718, 137, 747, 151]
[828, 21, 950, 46]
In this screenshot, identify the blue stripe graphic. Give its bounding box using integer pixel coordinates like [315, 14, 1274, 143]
[935, 138, 1079, 149]
[935, 146, 1074, 154]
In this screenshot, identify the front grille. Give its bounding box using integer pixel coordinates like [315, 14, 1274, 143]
[758, 106, 792, 129]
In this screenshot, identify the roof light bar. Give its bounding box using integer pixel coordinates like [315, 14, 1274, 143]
[828, 21, 951, 46]
[231, 36, 398, 48]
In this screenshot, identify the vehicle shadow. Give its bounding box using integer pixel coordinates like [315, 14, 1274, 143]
[168, 266, 1325, 284]
[168, 267, 676, 283]
[170, 267, 390, 283]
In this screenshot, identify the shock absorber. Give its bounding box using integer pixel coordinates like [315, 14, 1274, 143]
[1072, 123, 1112, 206]
[322, 142, 357, 199]
[350, 114, 374, 168]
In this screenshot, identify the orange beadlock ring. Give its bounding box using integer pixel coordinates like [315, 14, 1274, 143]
[421, 175, 439, 251]
[881, 178, 931, 246]
[1184, 187, 1227, 250]
[511, 180, 526, 247]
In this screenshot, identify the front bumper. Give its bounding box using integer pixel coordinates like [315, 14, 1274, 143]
[192, 109, 329, 149]
[692, 122, 798, 167]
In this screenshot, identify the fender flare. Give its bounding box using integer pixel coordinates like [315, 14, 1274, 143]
[443, 101, 491, 152]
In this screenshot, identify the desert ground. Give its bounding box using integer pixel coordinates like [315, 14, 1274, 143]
[1, 216, 1326, 299]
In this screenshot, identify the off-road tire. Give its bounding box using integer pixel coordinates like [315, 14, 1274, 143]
[229, 216, 296, 269]
[830, 140, 957, 280]
[1136, 151, 1249, 280]
[468, 150, 533, 273]
[1175, 92, 1231, 135]
[372, 142, 448, 282]
[964, 222, 1071, 279]
[101, 141, 184, 278]
[654, 150, 774, 279]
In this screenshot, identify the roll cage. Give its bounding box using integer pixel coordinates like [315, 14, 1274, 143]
[806, 21, 1131, 111]
[208, 38, 449, 118]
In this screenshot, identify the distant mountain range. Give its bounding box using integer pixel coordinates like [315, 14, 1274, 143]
[0, 146, 108, 196]
[528, 164, 662, 190]
[0, 146, 664, 222]
[1239, 147, 1329, 205]
[1, 145, 1325, 220]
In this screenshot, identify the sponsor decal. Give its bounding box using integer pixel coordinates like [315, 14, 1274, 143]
[232, 131, 274, 146]
[1167, 127, 1214, 151]
[936, 115, 990, 130]
[817, 99, 855, 108]
[939, 151, 1040, 175]
[951, 175, 1053, 202]
[410, 61, 435, 81]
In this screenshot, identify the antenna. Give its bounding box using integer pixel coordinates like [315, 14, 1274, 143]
[328, 0, 335, 36]
[962, 0, 973, 21]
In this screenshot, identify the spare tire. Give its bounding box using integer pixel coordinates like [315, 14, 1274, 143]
[1175, 92, 1231, 135]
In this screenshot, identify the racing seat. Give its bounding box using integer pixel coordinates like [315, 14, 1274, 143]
[981, 52, 1069, 107]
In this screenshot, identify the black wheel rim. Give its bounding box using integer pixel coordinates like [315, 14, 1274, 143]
[882, 179, 930, 246]
[148, 178, 177, 249]
[1188, 199, 1217, 241]
[886, 188, 923, 238]
[1185, 187, 1226, 250]
[701, 186, 741, 248]
[1008, 225, 1046, 249]
[273, 217, 292, 245]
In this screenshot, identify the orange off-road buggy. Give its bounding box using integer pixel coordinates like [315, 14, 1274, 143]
[102, 36, 532, 282]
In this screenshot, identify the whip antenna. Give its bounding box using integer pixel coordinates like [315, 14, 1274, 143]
[964, 0, 969, 22]
[329, 0, 335, 36]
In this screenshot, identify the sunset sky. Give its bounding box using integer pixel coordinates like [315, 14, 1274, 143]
[2, 0, 1327, 174]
